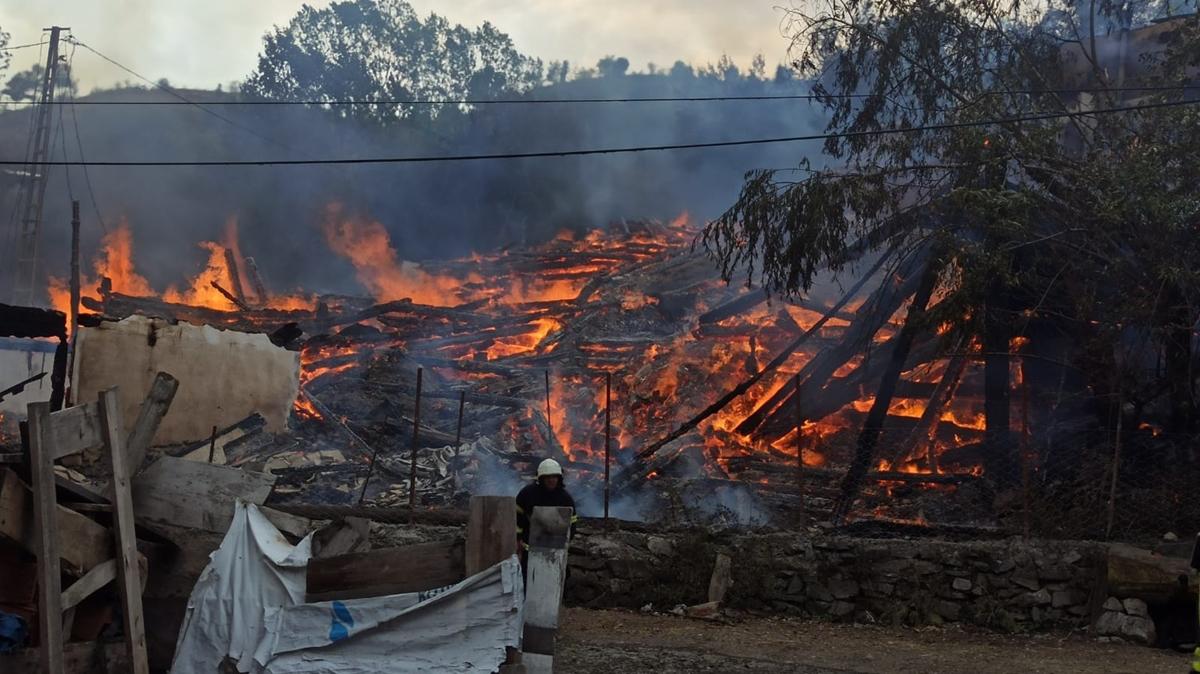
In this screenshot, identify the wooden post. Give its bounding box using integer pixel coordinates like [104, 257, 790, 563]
[1105, 391, 1124, 540]
[244, 255, 270, 305]
[1021, 373, 1032, 540]
[454, 390, 466, 463]
[465, 495, 517, 575]
[27, 402, 65, 674]
[522, 506, 572, 674]
[544, 370, 555, 448]
[409, 367, 423, 508]
[68, 200, 80, 404]
[604, 371, 611, 522]
[98, 388, 149, 674]
[794, 372, 806, 526]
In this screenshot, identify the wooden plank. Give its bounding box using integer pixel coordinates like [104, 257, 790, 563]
[46, 401, 103, 460]
[306, 539, 465, 602]
[28, 402, 65, 674]
[466, 495, 517, 575]
[61, 558, 116, 611]
[522, 506, 572, 674]
[0, 468, 112, 575]
[97, 388, 148, 671]
[311, 517, 370, 559]
[99, 389, 150, 674]
[123, 372, 179, 472]
[0, 640, 130, 674]
[131, 455, 275, 533]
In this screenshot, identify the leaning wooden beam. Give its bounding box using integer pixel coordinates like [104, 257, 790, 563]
[737, 249, 929, 436]
[27, 402, 65, 674]
[99, 389, 150, 674]
[123, 372, 180, 472]
[609, 253, 893, 493]
[886, 342, 969, 471]
[831, 257, 940, 525]
[61, 559, 116, 611]
[522, 506, 573, 674]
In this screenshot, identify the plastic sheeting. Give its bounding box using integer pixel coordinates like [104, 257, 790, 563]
[170, 501, 524, 674]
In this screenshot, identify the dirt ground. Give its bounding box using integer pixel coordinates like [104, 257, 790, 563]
[556, 608, 1185, 673]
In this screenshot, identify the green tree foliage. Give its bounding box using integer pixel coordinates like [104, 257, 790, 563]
[701, 1, 1200, 430]
[243, 0, 543, 123]
[0, 26, 9, 76]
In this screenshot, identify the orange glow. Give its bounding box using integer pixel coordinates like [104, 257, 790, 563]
[321, 204, 477, 307]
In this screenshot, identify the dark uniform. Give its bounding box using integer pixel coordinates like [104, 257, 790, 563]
[515, 479, 579, 548]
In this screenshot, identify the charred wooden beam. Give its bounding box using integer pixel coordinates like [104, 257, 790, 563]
[831, 255, 941, 525]
[610, 252, 895, 493]
[735, 251, 930, 436]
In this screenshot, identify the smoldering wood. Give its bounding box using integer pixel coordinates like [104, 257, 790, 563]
[610, 253, 895, 492]
[223, 248, 247, 306]
[737, 250, 929, 437]
[831, 257, 940, 525]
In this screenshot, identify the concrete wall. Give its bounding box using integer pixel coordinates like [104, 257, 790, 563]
[72, 316, 299, 444]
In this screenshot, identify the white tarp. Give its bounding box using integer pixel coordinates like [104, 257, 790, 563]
[170, 501, 524, 674]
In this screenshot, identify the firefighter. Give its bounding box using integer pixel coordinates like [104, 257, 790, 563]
[516, 458, 578, 566]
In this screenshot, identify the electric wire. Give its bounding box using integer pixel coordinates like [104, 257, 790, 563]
[3, 85, 1199, 107]
[1, 96, 1196, 167]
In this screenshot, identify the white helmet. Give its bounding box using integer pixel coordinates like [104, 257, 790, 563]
[537, 458, 563, 478]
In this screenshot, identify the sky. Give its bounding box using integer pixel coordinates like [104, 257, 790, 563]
[0, 1, 799, 92]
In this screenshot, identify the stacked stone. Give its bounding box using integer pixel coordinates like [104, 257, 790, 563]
[564, 527, 1103, 635]
[1094, 597, 1157, 645]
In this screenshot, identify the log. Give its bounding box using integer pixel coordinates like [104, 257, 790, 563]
[305, 539, 466, 602]
[1105, 543, 1197, 603]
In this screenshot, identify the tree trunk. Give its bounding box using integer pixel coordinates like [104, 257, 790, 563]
[984, 294, 1018, 486]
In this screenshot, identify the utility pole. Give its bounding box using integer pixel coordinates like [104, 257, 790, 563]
[9, 26, 67, 306]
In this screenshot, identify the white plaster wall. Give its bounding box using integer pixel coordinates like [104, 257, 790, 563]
[0, 344, 54, 415]
[72, 316, 299, 445]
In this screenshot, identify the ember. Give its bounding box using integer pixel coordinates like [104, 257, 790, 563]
[66, 212, 1000, 526]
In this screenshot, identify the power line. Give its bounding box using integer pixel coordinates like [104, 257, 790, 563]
[64, 37, 288, 150]
[0, 40, 50, 52]
[3, 85, 1200, 107]
[0, 96, 1195, 168]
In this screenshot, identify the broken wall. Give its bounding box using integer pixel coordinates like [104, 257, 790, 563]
[0, 339, 55, 414]
[72, 315, 299, 444]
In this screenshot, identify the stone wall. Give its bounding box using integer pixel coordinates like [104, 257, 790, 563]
[566, 527, 1106, 633]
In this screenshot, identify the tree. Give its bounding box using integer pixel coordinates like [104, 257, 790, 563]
[701, 2, 1200, 473]
[244, 0, 543, 123]
[3, 63, 77, 102]
[0, 26, 9, 77]
[3, 64, 42, 101]
[596, 56, 630, 78]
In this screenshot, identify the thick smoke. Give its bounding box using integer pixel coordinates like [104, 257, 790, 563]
[0, 63, 828, 300]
